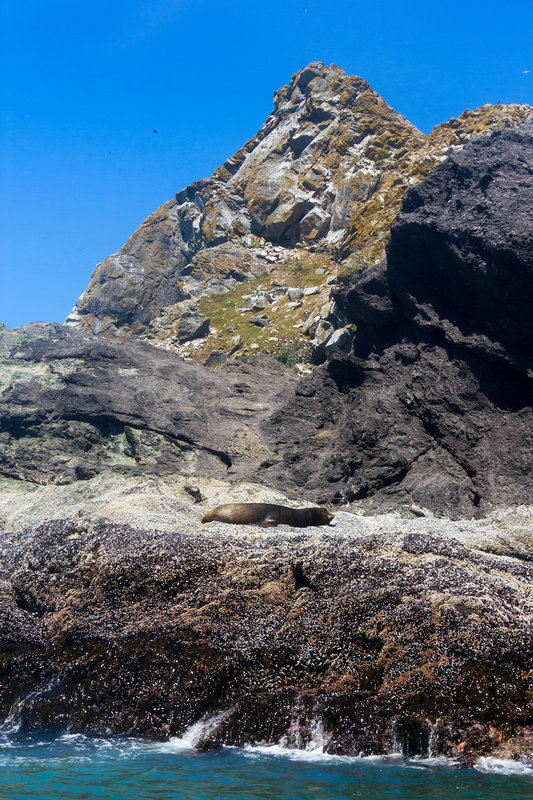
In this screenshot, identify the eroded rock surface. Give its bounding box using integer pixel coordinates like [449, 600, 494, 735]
[1, 85, 532, 768]
[0, 515, 531, 765]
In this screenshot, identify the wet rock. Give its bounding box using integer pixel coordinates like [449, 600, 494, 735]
[0, 517, 530, 765]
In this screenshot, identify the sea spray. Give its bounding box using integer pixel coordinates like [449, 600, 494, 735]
[168, 711, 230, 750]
[0, 678, 60, 734]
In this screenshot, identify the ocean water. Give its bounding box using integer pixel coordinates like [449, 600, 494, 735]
[0, 727, 532, 800]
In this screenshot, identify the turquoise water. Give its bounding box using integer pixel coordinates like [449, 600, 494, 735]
[0, 731, 532, 800]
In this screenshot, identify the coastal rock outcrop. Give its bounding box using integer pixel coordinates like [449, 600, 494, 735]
[0, 515, 531, 765]
[1, 78, 532, 769]
[2, 126, 532, 516]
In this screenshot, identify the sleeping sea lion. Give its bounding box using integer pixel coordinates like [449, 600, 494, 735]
[201, 502, 334, 528]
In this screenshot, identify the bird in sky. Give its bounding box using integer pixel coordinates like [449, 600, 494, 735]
[153, 129, 158, 134]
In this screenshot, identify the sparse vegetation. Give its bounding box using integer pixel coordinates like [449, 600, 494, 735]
[275, 341, 312, 367]
[192, 250, 336, 365]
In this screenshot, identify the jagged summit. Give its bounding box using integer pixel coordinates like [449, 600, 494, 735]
[66, 63, 532, 340]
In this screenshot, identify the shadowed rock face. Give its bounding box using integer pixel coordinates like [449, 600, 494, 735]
[0, 519, 531, 764]
[263, 124, 533, 517]
[387, 123, 533, 370]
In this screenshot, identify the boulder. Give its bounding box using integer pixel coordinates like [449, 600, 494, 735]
[249, 314, 270, 328]
[176, 312, 210, 343]
[204, 350, 227, 366]
[287, 288, 304, 302]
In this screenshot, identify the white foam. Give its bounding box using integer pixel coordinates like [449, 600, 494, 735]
[244, 742, 347, 763]
[0, 678, 60, 734]
[475, 756, 533, 777]
[408, 755, 460, 769]
[243, 744, 463, 770]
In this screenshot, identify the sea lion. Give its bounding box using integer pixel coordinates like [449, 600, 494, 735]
[201, 502, 334, 528]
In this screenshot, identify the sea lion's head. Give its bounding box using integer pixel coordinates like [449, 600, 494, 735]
[317, 507, 335, 524]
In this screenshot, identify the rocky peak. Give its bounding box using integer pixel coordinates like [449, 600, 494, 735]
[66, 63, 532, 343]
[207, 61, 421, 247]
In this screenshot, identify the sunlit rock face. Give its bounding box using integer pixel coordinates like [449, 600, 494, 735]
[65, 62, 532, 339]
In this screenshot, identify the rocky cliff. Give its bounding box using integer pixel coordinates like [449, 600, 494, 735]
[65, 62, 532, 366]
[0, 322, 295, 487]
[2, 122, 533, 516]
[262, 122, 533, 517]
[1, 70, 532, 766]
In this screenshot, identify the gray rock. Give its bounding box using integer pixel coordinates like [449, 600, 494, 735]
[302, 312, 319, 335]
[0, 323, 296, 487]
[241, 292, 273, 312]
[2, 127, 533, 520]
[310, 319, 333, 348]
[176, 312, 210, 343]
[249, 315, 270, 328]
[323, 326, 354, 355]
[204, 350, 227, 366]
[287, 288, 304, 302]
[299, 207, 331, 240]
[264, 124, 533, 516]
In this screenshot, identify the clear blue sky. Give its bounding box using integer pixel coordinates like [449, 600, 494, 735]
[1, 0, 532, 328]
